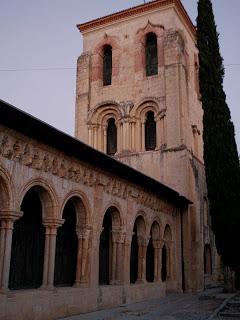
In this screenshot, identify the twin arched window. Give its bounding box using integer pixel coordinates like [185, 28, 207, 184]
[102, 32, 158, 86]
[145, 111, 156, 151]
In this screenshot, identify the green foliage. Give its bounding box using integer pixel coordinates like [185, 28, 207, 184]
[197, 0, 240, 270]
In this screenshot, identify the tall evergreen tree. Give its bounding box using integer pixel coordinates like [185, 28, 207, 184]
[197, 0, 240, 271]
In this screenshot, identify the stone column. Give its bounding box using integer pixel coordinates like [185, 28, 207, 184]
[153, 240, 162, 282]
[42, 218, 64, 289]
[75, 226, 92, 287]
[103, 125, 107, 153]
[111, 229, 126, 285]
[156, 118, 162, 149]
[0, 210, 23, 291]
[141, 122, 145, 151]
[136, 236, 147, 283]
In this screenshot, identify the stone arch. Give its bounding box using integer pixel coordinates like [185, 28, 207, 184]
[146, 220, 161, 283]
[9, 183, 48, 289]
[130, 214, 147, 284]
[135, 21, 165, 74]
[60, 191, 92, 227]
[99, 205, 123, 285]
[130, 99, 160, 120]
[91, 35, 121, 82]
[129, 99, 165, 151]
[87, 102, 123, 153]
[18, 178, 58, 219]
[87, 102, 123, 125]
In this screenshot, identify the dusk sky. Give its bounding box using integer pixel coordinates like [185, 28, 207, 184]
[1, 0, 239, 152]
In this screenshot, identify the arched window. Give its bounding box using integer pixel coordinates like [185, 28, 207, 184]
[103, 45, 112, 86]
[145, 111, 156, 151]
[107, 118, 117, 155]
[146, 33, 158, 77]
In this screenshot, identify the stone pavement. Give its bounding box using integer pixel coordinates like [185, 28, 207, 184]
[60, 289, 233, 320]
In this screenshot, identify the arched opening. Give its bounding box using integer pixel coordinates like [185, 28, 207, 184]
[162, 224, 172, 283]
[54, 199, 78, 287]
[9, 188, 45, 290]
[204, 244, 212, 275]
[145, 111, 156, 151]
[130, 215, 146, 284]
[130, 223, 138, 284]
[107, 118, 117, 155]
[99, 206, 122, 285]
[146, 33, 158, 77]
[99, 210, 112, 285]
[161, 244, 167, 282]
[103, 45, 112, 86]
[146, 233, 154, 282]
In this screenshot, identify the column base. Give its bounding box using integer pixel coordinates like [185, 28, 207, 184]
[136, 278, 146, 284]
[40, 284, 55, 291]
[0, 287, 10, 295]
[74, 281, 89, 288]
[110, 280, 122, 286]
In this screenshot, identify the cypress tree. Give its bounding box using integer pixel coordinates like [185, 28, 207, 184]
[197, 0, 240, 271]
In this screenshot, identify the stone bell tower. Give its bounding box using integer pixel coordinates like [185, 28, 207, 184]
[75, 0, 219, 291]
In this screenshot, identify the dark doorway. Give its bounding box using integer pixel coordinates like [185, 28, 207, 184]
[54, 200, 78, 287]
[107, 118, 117, 155]
[99, 211, 112, 285]
[146, 33, 158, 77]
[146, 236, 154, 282]
[9, 189, 45, 290]
[161, 244, 167, 282]
[130, 223, 138, 284]
[145, 111, 156, 151]
[103, 45, 112, 86]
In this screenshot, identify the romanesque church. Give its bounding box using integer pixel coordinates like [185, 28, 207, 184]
[0, 1, 221, 319]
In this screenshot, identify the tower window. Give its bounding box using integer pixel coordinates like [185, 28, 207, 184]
[146, 33, 158, 77]
[107, 118, 117, 155]
[145, 111, 156, 151]
[103, 45, 112, 86]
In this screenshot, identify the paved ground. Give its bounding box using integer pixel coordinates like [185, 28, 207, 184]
[60, 289, 232, 320]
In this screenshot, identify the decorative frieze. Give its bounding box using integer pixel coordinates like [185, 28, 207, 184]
[0, 129, 176, 214]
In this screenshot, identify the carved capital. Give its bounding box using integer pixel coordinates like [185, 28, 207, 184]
[112, 229, 126, 244]
[43, 218, 65, 235]
[76, 225, 92, 239]
[0, 210, 23, 229]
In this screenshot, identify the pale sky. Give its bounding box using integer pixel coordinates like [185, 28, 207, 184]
[0, 0, 239, 152]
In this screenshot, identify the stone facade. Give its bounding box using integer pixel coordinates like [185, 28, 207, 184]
[76, 0, 219, 292]
[0, 1, 220, 319]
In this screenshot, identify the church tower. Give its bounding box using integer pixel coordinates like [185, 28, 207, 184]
[75, 0, 219, 291]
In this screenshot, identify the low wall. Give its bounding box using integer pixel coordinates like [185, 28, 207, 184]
[0, 283, 166, 320]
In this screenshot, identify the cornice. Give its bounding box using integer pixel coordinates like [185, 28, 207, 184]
[77, 0, 196, 38]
